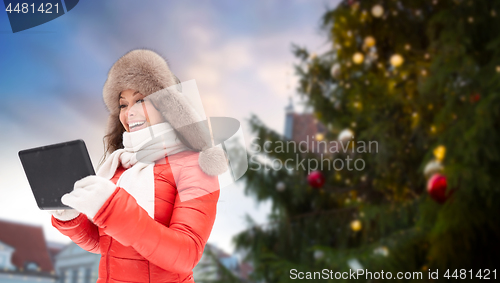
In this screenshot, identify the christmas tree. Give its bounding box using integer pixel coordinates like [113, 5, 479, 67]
[233, 0, 500, 282]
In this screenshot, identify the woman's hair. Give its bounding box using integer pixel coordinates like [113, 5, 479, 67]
[98, 101, 198, 166]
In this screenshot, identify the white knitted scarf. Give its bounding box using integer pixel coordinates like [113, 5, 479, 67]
[96, 122, 190, 218]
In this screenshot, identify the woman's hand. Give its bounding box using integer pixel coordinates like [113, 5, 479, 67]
[61, 176, 117, 220]
[48, 209, 80, 221]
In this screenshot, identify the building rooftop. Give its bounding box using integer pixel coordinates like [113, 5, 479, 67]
[0, 218, 54, 273]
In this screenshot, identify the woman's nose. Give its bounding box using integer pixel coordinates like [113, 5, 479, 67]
[127, 102, 144, 118]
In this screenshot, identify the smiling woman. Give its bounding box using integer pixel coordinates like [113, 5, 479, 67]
[49, 48, 228, 283]
[118, 89, 165, 132]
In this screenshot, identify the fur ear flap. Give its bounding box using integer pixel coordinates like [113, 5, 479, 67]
[148, 87, 228, 175]
[198, 147, 228, 176]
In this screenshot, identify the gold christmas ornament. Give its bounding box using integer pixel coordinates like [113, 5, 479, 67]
[496, 66, 500, 73]
[314, 250, 325, 260]
[315, 133, 324, 141]
[390, 54, 404, 67]
[330, 63, 341, 79]
[351, 220, 362, 232]
[433, 145, 446, 161]
[371, 4, 384, 18]
[373, 246, 389, 257]
[424, 160, 444, 179]
[338, 128, 354, 143]
[330, 63, 340, 79]
[352, 52, 364, 64]
[275, 181, 286, 192]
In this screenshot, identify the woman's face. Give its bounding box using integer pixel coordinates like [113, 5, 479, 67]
[119, 89, 165, 132]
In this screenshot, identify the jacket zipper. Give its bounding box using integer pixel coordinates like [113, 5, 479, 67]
[106, 237, 112, 282]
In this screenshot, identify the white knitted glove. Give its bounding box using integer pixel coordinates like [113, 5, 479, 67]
[61, 176, 117, 220]
[48, 209, 80, 221]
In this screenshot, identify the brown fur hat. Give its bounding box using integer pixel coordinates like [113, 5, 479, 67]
[102, 49, 228, 176]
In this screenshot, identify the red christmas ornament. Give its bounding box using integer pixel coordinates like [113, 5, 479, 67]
[470, 93, 481, 103]
[308, 170, 325, 188]
[427, 174, 449, 203]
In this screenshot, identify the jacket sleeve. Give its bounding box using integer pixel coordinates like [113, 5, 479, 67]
[92, 160, 220, 274]
[51, 213, 101, 254]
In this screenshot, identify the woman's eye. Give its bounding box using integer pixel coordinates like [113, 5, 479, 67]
[136, 99, 145, 104]
[119, 104, 126, 109]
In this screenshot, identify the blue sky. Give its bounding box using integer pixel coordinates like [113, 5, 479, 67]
[0, 0, 339, 253]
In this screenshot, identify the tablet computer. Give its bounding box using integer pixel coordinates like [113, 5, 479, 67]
[18, 139, 95, 210]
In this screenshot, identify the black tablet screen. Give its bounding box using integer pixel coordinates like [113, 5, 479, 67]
[18, 140, 95, 210]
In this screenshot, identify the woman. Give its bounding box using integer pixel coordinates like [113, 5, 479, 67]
[50, 49, 228, 283]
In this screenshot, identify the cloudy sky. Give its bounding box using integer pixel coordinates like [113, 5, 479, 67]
[0, 0, 339, 254]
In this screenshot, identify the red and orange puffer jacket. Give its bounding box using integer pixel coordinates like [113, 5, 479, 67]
[52, 151, 220, 283]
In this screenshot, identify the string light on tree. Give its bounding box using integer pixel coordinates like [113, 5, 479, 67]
[371, 4, 384, 18]
[350, 219, 362, 232]
[390, 54, 404, 67]
[352, 52, 364, 64]
[364, 36, 376, 49]
[433, 145, 446, 161]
